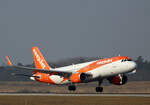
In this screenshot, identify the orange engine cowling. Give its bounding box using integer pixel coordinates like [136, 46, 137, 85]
[70, 73, 87, 83]
[33, 73, 55, 84]
[107, 75, 128, 85]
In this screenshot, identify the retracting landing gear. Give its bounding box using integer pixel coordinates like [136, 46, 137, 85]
[68, 85, 76, 91]
[96, 80, 103, 92]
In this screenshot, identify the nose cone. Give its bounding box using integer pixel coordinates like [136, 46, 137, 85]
[130, 61, 137, 70]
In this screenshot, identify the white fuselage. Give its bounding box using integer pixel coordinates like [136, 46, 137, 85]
[47, 60, 136, 84]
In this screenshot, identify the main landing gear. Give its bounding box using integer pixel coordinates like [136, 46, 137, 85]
[68, 80, 103, 92]
[68, 85, 76, 91]
[95, 80, 103, 92]
[96, 87, 103, 92]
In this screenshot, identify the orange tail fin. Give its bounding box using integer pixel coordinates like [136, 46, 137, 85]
[5, 56, 12, 66]
[32, 46, 51, 70]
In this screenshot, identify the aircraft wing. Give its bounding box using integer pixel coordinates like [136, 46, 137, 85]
[5, 56, 92, 78]
[6, 65, 75, 77]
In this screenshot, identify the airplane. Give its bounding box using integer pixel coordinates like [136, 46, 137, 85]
[5, 46, 137, 92]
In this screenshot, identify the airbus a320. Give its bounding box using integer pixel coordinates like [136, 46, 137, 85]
[5, 46, 137, 92]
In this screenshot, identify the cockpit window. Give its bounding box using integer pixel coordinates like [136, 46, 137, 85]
[127, 59, 132, 61]
[121, 59, 126, 62]
[121, 59, 132, 62]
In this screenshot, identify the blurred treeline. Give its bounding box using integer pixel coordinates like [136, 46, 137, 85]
[0, 56, 150, 81]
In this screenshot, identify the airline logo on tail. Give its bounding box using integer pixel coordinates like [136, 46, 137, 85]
[32, 47, 51, 70]
[33, 49, 46, 69]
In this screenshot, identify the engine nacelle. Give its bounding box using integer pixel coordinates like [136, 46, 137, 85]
[107, 75, 128, 85]
[32, 73, 54, 84]
[70, 73, 88, 83]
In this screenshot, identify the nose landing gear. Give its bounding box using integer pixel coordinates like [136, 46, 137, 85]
[95, 80, 103, 92]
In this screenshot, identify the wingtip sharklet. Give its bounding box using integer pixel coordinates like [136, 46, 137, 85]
[5, 56, 12, 66]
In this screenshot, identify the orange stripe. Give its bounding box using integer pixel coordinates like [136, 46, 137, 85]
[77, 56, 130, 73]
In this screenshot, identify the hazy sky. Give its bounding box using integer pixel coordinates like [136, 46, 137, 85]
[0, 0, 150, 64]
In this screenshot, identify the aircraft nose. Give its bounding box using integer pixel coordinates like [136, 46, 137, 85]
[130, 61, 137, 70]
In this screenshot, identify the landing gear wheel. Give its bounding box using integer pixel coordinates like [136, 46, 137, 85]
[96, 87, 103, 92]
[68, 85, 76, 91]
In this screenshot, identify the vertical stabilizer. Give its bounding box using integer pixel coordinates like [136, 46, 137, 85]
[32, 47, 51, 70]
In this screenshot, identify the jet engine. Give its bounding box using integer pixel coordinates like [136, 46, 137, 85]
[70, 73, 91, 83]
[33, 73, 51, 83]
[107, 75, 128, 85]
